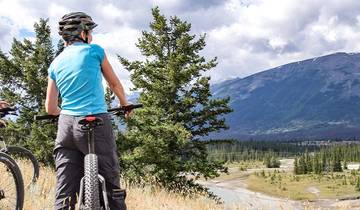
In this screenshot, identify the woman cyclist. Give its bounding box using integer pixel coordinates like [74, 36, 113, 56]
[45, 12, 129, 210]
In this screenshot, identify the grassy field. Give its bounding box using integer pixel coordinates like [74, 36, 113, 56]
[213, 160, 360, 201]
[2, 162, 225, 210]
[246, 170, 360, 200]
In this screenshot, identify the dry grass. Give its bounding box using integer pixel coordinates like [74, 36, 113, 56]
[18, 164, 224, 210]
[24, 165, 56, 210]
[245, 170, 360, 200]
[126, 186, 224, 210]
[4, 162, 359, 210]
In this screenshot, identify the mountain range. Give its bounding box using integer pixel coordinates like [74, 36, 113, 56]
[209, 52, 360, 140]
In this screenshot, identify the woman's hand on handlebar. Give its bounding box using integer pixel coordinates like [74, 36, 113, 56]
[0, 101, 9, 127]
[0, 119, 6, 127]
[0, 101, 10, 109]
[119, 103, 133, 120]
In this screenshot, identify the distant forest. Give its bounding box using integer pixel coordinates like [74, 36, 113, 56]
[206, 139, 360, 166]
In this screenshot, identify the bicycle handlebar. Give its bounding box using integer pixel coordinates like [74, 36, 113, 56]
[33, 114, 58, 121]
[107, 104, 143, 112]
[0, 107, 17, 113]
[0, 107, 17, 118]
[34, 104, 143, 121]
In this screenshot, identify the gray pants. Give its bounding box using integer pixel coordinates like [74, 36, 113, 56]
[54, 113, 126, 210]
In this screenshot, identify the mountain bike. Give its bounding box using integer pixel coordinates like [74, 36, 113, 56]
[0, 151, 24, 210]
[0, 107, 40, 187]
[34, 104, 143, 210]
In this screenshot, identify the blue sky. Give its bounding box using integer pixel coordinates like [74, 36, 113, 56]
[1, 0, 360, 92]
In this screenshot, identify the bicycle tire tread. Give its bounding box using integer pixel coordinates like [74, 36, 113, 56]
[84, 154, 101, 209]
[0, 152, 24, 210]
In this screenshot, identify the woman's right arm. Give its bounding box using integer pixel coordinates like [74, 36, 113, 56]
[45, 77, 61, 115]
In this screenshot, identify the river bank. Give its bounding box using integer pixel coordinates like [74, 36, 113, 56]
[199, 159, 360, 210]
[200, 180, 360, 210]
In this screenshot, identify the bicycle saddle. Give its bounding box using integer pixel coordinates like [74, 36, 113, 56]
[79, 116, 104, 129]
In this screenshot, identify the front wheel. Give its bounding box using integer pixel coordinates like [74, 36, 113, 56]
[6, 146, 40, 186]
[0, 152, 24, 210]
[83, 154, 101, 210]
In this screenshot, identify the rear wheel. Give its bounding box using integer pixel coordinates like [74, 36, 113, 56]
[6, 146, 40, 186]
[0, 152, 24, 210]
[83, 154, 101, 210]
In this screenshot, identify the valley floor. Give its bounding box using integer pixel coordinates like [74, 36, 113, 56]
[200, 159, 360, 210]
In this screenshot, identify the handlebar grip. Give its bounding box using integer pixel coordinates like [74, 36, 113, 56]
[0, 107, 17, 112]
[130, 104, 143, 109]
[34, 115, 59, 121]
[107, 104, 143, 112]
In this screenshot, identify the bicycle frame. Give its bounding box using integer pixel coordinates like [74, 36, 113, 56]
[78, 117, 110, 210]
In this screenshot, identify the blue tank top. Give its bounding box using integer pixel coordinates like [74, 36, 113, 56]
[48, 42, 107, 116]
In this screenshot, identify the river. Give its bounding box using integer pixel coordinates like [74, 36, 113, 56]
[203, 182, 304, 209]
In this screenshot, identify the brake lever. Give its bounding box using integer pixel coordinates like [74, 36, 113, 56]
[113, 110, 125, 117]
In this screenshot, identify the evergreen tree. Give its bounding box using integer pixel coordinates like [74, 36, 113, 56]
[118, 7, 231, 193]
[264, 153, 271, 168]
[298, 155, 306, 174]
[0, 19, 57, 164]
[55, 39, 65, 56]
[294, 157, 299, 174]
[263, 152, 280, 168]
[305, 150, 312, 173]
[343, 159, 348, 170]
[270, 156, 280, 168]
[313, 154, 322, 174]
[356, 177, 360, 192]
[104, 87, 115, 107]
[332, 152, 343, 172]
[321, 152, 328, 172]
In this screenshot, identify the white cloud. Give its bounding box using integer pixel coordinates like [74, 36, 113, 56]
[268, 37, 287, 51]
[1, 0, 360, 87]
[92, 26, 142, 93]
[0, 0, 38, 29]
[0, 17, 17, 52]
[200, 0, 360, 82]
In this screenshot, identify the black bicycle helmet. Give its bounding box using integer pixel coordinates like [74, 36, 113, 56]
[58, 12, 97, 43]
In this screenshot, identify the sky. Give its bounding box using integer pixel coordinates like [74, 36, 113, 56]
[1, 0, 360, 92]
